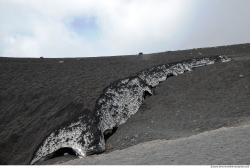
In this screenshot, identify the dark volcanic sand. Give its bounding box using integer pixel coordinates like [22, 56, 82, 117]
[106, 53, 250, 152]
[0, 44, 250, 164]
[63, 125, 250, 165]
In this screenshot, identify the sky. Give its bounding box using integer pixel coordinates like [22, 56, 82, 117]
[0, 0, 250, 58]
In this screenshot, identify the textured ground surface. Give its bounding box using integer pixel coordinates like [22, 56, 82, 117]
[0, 43, 250, 164]
[62, 124, 250, 165]
[106, 52, 250, 153]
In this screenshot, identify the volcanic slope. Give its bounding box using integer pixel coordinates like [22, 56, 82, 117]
[105, 51, 250, 153]
[63, 124, 250, 165]
[0, 43, 250, 164]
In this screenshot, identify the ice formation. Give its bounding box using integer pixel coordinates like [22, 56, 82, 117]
[30, 55, 231, 164]
[96, 77, 153, 133]
[30, 115, 105, 165]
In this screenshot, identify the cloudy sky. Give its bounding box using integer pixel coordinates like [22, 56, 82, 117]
[0, 0, 250, 58]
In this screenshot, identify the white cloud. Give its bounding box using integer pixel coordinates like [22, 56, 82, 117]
[0, 0, 250, 57]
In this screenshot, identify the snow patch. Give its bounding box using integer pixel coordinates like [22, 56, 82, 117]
[30, 55, 231, 164]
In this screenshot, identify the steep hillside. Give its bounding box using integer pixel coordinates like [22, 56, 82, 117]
[0, 44, 250, 164]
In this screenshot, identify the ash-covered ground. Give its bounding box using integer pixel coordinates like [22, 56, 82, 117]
[63, 124, 250, 165]
[0, 43, 250, 164]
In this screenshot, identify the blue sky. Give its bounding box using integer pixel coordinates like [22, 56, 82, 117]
[67, 15, 100, 41]
[0, 0, 250, 58]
